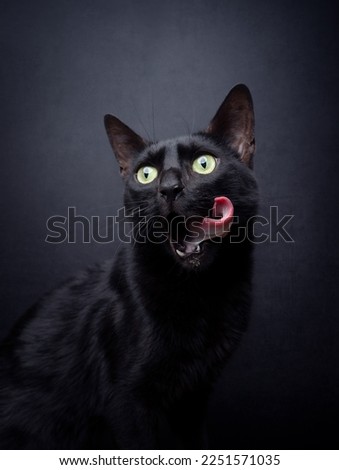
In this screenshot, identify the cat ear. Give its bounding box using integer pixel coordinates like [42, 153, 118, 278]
[104, 115, 148, 177]
[206, 84, 255, 168]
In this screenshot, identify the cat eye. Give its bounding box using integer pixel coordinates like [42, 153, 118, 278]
[136, 166, 158, 184]
[192, 155, 217, 175]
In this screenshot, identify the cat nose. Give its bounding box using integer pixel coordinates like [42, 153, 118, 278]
[160, 184, 183, 201]
[159, 171, 183, 202]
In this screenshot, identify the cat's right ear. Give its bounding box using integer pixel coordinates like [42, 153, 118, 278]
[104, 115, 148, 178]
[206, 84, 255, 168]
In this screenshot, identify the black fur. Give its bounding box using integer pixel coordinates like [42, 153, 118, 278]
[0, 84, 258, 449]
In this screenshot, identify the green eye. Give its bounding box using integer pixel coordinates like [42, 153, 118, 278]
[192, 155, 217, 174]
[136, 166, 158, 184]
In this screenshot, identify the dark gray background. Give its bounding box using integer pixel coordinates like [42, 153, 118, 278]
[1, 0, 338, 448]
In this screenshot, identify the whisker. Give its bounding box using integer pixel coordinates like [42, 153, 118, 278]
[151, 88, 156, 142]
[190, 104, 196, 135]
[179, 115, 192, 136]
[129, 99, 152, 142]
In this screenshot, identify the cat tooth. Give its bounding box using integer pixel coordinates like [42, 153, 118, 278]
[176, 249, 186, 258]
[195, 244, 201, 253]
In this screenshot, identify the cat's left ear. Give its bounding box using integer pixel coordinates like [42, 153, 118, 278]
[206, 84, 255, 168]
[104, 115, 148, 178]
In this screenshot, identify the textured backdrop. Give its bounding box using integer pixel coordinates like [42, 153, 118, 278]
[1, 0, 338, 448]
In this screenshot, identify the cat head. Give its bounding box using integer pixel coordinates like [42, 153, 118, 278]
[104, 84, 258, 271]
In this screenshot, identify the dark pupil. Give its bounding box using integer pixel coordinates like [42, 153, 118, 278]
[200, 157, 207, 169]
[144, 168, 150, 178]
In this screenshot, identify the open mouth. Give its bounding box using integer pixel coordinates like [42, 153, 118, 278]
[169, 196, 234, 261]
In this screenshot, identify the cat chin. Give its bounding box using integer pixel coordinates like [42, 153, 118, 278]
[169, 239, 220, 271]
[170, 240, 203, 268]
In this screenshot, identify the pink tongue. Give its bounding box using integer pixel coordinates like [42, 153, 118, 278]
[185, 196, 234, 249]
[201, 196, 234, 239]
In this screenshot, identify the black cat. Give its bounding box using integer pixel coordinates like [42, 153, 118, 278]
[0, 84, 258, 449]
